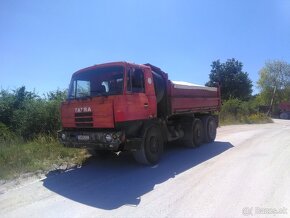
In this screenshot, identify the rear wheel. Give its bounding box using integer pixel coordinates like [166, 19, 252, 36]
[181, 118, 204, 148]
[133, 125, 164, 165]
[192, 119, 204, 146]
[202, 116, 217, 143]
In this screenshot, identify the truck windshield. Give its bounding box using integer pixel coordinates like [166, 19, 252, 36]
[67, 66, 124, 99]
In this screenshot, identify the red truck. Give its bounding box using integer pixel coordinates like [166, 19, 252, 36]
[58, 62, 221, 164]
[279, 102, 290, 119]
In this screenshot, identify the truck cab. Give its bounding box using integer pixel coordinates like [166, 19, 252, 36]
[59, 62, 159, 154]
[59, 62, 220, 165]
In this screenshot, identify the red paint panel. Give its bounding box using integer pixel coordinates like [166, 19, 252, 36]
[113, 68, 157, 123]
[92, 102, 114, 128]
[114, 94, 150, 122]
[61, 97, 114, 128]
[169, 82, 220, 113]
[171, 97, 220, 113]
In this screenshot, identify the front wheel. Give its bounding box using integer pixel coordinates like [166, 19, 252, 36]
[132, 125, 164, 165]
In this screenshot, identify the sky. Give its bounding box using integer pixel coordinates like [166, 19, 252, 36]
[1, 0, 290, 95]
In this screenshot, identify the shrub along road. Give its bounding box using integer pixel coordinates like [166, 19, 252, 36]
[0, 119, 289, 218]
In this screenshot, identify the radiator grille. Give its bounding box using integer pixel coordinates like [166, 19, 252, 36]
[75, 112, 93, 128]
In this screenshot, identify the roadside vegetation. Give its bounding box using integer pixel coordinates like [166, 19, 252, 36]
[205, 58, 288, 125]
[257, 60, 290, 114]
[0, 87, 88, 180]
[0, 136, 87, 180]
[219, 98, 272, 125]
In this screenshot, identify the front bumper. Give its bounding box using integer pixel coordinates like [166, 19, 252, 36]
[57, 130, 142, 151]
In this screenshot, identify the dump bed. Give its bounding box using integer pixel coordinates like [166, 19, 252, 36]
[169, 81, 221, 114]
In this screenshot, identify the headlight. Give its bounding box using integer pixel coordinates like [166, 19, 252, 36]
[105, 134, 113, 142]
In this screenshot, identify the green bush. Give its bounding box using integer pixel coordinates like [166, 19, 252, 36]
[220, 98, 272, 125]
[0, 87, 90, 180]
[0, 122, 17, 142]
[0, 87, 66, 140]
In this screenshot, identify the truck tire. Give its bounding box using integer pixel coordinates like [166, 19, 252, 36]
[181, 118, 204, 148]
[192, 119, 204, 146]
[202, 116, 217, 143]
[132, 125, 164, 165]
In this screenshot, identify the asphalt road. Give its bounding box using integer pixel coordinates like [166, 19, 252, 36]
[0, 119, 289, 218]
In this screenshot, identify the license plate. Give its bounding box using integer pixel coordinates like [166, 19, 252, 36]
[77, 135, 90, 141]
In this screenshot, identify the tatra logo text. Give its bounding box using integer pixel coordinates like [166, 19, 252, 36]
[75, 107, 92, 113]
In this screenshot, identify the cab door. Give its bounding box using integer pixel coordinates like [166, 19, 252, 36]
[125, 67, 150, 121]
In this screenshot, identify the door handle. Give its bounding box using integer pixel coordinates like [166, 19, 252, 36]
[144, 103, 149, 108]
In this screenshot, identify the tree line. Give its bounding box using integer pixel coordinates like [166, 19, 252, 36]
[206, 59, 290, 114]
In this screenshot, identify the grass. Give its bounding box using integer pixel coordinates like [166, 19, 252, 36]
[220, 112, 273, 125]
[0, 135, 88, 180]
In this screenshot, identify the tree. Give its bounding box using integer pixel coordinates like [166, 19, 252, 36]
[206, 58, 253, 101]
[0, 86, 38, 127]
[46, 89, 67, 101]
[257, 60, 290, 114]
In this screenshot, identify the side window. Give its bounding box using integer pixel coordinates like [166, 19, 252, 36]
[127, 69, 145, 93]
